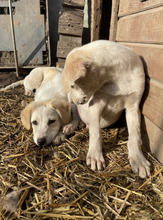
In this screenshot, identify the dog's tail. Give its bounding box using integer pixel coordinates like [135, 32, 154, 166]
[0, 80, 24, 91]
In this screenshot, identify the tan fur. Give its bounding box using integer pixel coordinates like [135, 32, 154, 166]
[43, 67, 60, 82]
[21, 101, 36, 130]
[21, 100, 71, 129]
[21, 100, 71, 146]
[51, 100, 71, 125]
[62, 40, 150, 178]
[21, 69, 80, 146]
[62, 51, 92, 93]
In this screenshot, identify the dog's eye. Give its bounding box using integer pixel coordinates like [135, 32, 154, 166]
[33, 88, 36, 93]
[48, 119, 55, 125]
[32, 120, 38, 125]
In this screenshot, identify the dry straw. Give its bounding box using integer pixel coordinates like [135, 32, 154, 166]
[0, 86, 162, 219]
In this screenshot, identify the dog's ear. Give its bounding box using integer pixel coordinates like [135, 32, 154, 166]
[21, 102, 35, 130]
[51, 100, 71, 124]
[74, 60, 92, 85]
[63, 58, 87, 88]
[74, 59, 91, 79]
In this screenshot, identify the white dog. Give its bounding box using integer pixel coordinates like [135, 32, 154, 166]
[21, 69, 79, 146]
[62, 40, 150, 178]
[1, 67, 63, 96]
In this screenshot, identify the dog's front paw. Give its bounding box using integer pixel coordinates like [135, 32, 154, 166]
[63, 123, 78, 135]
[86, 150, 105, 171]
[78, 121, 86, 129]
[53, 132, 66, 145]
[129, 154, 151, 178]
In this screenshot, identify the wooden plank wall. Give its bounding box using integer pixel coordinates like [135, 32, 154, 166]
[57, 0, 84, 67]
[110, 0, 163, 163]
[91, 0, 102, 41]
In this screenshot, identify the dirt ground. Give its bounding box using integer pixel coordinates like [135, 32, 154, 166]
[0, 70, 29, 89]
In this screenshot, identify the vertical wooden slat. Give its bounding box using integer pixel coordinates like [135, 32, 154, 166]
[57, 0, 84, 67]
[91, 0, 102, 41]
[109, 0, 119, 41]
[110, 0, 163, 163]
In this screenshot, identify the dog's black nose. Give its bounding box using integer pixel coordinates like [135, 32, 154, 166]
[37, 137, 46, 146]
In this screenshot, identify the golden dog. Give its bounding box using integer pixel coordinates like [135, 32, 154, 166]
[62, 40, 150, 178]
[21, 69, 79, 146]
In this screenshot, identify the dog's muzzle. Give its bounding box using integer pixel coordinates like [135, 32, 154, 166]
[37, 137, 46, 146]
[76, 96, 88, 105]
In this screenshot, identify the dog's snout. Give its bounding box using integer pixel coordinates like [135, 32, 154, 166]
[77, 96, 87, 105]
[37, 137, 46, 146]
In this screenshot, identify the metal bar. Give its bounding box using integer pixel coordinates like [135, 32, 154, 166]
[9, 0, 19, 77]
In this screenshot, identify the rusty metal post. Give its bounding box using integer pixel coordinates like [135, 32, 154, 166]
[9, 0, 19, 77]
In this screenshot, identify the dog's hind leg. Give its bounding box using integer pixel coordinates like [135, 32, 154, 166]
[0, 80, 24, 91]
[126, 105, 150, 178]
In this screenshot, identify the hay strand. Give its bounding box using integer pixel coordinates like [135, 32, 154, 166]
[0, 86, 163, 219]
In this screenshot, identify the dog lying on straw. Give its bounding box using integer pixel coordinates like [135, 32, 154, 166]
[1, 67, 63, 96]
[62, 40, 150, 178]
[21, 68, 79, 146]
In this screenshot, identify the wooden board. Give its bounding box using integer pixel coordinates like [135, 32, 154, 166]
[142, 79, 163, 130]
[119, 0, 163, 17]
[91, 0, 102, 41]
[62, 0, 85, 8]
[109, 0, 119, 41]
[58, 8, 84, 36]
[122, 43, 163, 82]
[142, 116, 163, 164]
[57, 58, 65, 68]
[116, 7, 163, 43]
[57, 38, 81, 58]
[59, 35, 82, 44]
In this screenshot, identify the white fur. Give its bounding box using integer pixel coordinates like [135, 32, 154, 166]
[0, 67, 63, 96]
[35, 73, 66, 102]
[24, 67, 63, 96]
[31, 103, 63, 146]
[62, 40, 150, 178]
[21, 70, 80, 146]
